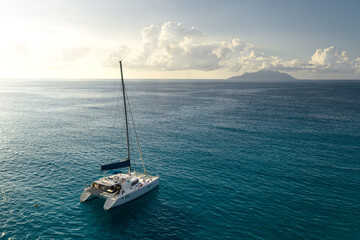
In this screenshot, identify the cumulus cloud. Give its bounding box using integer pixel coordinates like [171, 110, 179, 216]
[106, 22, 360, 77]
[259, 56, 304, 72]
[265, 46, 360, 74]
[308, 46, 355, 73]
[106, 22, 219, 71]
[355, 58, 360, 71]
[106, 21, 261, 72]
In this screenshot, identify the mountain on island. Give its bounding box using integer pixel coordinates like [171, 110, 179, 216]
[228, 70, 296, 81]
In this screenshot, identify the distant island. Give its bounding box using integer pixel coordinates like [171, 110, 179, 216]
[228, 70, 296, 81]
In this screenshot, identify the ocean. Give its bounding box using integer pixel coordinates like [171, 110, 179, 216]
[0, 79, 359, 239]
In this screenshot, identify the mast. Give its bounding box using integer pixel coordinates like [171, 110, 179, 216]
[119, 61, 131, 173]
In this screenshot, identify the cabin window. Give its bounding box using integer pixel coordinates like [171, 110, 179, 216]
[131, 180, 139, 186]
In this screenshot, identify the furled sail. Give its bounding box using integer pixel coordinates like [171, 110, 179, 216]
[101, 158, 130, 171]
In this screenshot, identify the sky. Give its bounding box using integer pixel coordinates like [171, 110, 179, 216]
[1, 0, 360, 79]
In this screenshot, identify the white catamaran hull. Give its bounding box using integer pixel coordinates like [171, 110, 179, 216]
[80, 175, 159, 210]
[104, 177, 159, 210]
[80, 191, 97, 202]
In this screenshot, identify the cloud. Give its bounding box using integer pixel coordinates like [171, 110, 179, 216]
[106, 21, 261, 72]
[355, 58, 360, 71]
[261, 46, 360, 74]
[106, 21, 280, 73]
[264, 57, 304, 71]
[308, 46, 355, 73]
[106, 22, 221, 71]
[106, 22, 360, 77]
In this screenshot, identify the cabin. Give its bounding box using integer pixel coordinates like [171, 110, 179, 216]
[91, 175, 124, 194]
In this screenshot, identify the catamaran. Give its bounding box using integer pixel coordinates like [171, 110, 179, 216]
[80, 61, 159, 210]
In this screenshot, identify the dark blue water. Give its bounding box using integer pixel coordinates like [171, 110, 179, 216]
[1, 80, 359, 239]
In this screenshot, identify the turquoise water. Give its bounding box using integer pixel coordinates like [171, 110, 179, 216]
[0, 80, 359, 239]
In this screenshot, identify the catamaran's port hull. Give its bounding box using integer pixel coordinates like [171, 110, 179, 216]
[80, 190, 97, 202]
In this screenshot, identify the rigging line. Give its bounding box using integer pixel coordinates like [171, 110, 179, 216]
[124, 86, 135, 171]
[109, 77, 123, 159]
[122, 85, 128, 161]
[125, 86, 147, 174]
[113, 78, 122, 129]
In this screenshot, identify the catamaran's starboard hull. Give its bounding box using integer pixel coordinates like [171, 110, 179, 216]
[80, 176, 159, 210]
[104, 177, 159, 210]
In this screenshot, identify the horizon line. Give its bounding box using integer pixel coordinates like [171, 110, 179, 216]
[1, 78, 360, 81]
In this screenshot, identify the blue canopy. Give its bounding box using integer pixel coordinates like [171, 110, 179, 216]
[101, 158, 130, 171]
